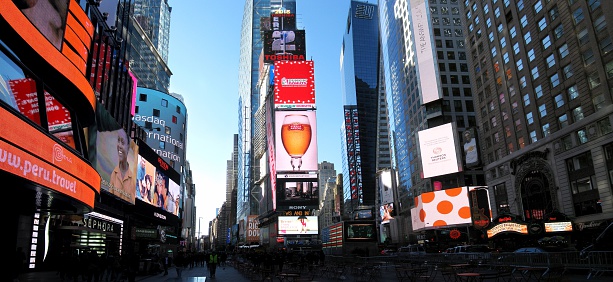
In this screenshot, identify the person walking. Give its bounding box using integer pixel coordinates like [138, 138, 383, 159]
[208, 251, 219, 278]
[174, 251, 185, 278]
[162, 253, 172, 276]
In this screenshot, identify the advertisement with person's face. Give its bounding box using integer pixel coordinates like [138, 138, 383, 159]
[167, 179, 180, 216]
[275, 111, 318, 172]
[380, 203, 395, 224]
[278, 216, 318, 235]
[13, 0, 70, 50]
[89, 103, 138, 204]
[153, 170, 169, 211]
[136, 155, 156, 205]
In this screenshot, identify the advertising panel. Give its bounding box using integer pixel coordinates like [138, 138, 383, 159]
[276, 173, 319, 210]
[14, 0, 70, 50]
[136, 155, 156, 205]
[545, 222, 573, 232]
[344, 221, 377, 241]
[275, 111, 318, 172]
[9, 78, 72, 132]
[273, 60, 315, 109]
[266, 100, 277, 210]
[418, 123, 461, 178]
[379, 170, 394, 204]
[410, 0, 441, 104]
[462, 127, 481, 169]
[263, 30, 306, 63]
[278, 216, 318, 235]
[411, 187, 471, 231]
[380, 203, 395, 224]
[468, 186, 491, 230]
[89, 102, 138, 204]
[271, 11, 296, 31]
[167, 179, 180, 216]
[247, 215, 261, 243]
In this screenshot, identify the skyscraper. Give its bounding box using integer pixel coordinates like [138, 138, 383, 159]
[133, 0, 172, 64]
[236, 0, 297, 227]
[461, 0, 613, 240]
[340, 1, 381, 213]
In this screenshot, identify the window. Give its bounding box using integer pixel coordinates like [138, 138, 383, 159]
[572, 8, 584, 25]
[563, 64, 573, 79]
[588, 71, 601, 89]
[139, 94, 147, 101]
[567, 85, 579, 100]
[534, 1, 543, 13]
[495, 7, 501, 17]
[172, 115, 178, 124]
[542, 123, 550, 137]
[577, 129, 589, 144]
[549, 5, 559, 21]
[559, 114, 569, 128]
[515, 118, 522, 131]
[528, 49, 535, 62]
[165, 126, 171, 135]
[491, 116, 498, 127]
[527, 112, 534, 124]
[531, 66, 540, 80]
[555, 94, 565, 108]
[518, 136, 526, 149]
[176, 106, 181, 114]
[520, 76, 527, 88]
[530, 131, 537, 143]
[510, 26, 517, 38]
[539, 104, 547, 117]
[499, 93, 506, 104]
[135, 106, 139, 113]
[517, 59, 524, 71]
[498, 23, 504, 33]
[589, 0, 601, 11]
[542, 35, 552, 49]
[583, 49, 595, 66]
[153, 109, 160, 117]
[559, 44, 569, 58]
[500, 37, 507, 48]
[598, 117, 612, 134]
[593, 94, 607, 111]
[524, 32, 532, 44]
[491, 46, 497, 57]
[561, 135, 572, 150]
[161, 99, 168, 107]
[600, 37, 613, 55]
[535, 85, 543, 98]
[577, 28, 589, 45]
[593, 15, 607, 32]
[521, 15, 528, 28]
[538, 17, 547, 31]
[160, 141, 165, 149]
[572, 106, 584, 122]
[606, 61, 613, 78]
[550, 73, 560, 88]
[546, 54, 556, 68]
[145, 121, 152, 130]
[513, 42, 520, 54]
[554, 24, 564, 39]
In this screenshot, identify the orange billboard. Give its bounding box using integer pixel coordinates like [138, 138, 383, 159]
[0, 108, 100, 208]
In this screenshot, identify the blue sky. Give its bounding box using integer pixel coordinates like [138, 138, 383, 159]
[168, 0, 351, 232]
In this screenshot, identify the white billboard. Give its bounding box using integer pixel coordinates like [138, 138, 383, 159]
[278, 216, 319, 235]
[418, 123, 461, 178]
[410, 0, 441, 104]
[379, 170, 394, 204]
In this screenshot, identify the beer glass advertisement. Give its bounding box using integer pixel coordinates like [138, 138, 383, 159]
[276, 173, 319, 210]
[275, 111, 318, 172]
[278, 216, 318, 235]
[89, 102, 138, 204]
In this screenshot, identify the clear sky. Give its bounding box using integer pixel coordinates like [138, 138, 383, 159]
[168, 0, 351, 234]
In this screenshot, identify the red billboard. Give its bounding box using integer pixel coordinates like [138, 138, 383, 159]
[274, 60, 315, 109]
[9, 78, 72, 132]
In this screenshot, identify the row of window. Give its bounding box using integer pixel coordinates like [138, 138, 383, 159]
[139, 93, 182, 114]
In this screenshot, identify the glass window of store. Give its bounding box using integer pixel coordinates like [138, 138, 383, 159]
[566, 152, 602, 216]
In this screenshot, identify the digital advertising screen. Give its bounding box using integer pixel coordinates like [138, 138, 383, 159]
[275, 111, 318, 172]
[89, 102, 138, 204]
[270, 11, 296, 30]
[344, 221, 377, 241]
[167, 179, 181, 216]
[263, 30, 306, 63]
[273, 60, 315, 109]
[276, 173, 319, 210]
[135, 154, 157, 205]
[418, 123, 461, 178]
[14, 0, 70, 50]
[153, 170, 169, 211]
[380, 203, 395, 224]
[278, 216, 318, 235]
[411, 187, 471, 231]
[10, 78, 72, 132]
[379, 169, 395, 204]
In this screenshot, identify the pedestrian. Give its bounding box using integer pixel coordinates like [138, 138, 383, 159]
[174, 251, 185, 278]
[162, 253, 172, 276]
[208, 251, 219, 278]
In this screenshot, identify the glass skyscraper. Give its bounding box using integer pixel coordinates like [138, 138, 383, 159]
[133, 0, 172, 64]
[237, 0, 296, 225]
[340, 1, 381, 212]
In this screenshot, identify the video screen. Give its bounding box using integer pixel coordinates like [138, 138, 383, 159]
[345, 222, 377, 241]
[278, 216, 318, 235]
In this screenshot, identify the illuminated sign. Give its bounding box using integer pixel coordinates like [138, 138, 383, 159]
[263, 30, 306, 63]
[274, 61, 315, 109]
[278, 216, 318, 235]
[545, 222, 573, 232]
[418, 123, 461, 178]
[247, 215, 261, 242]
[411, 187, 471, 231]
[284, 210, 312, 216]
[487, 222, 528, 238]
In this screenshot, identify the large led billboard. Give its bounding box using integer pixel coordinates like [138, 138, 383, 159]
[14, 0, 70, 50]
[379, 169, 395, 205]
[411, 187, 471, 231]
[266, 100, 277, 210]
[344, 221, 377, 242]
[274, 61, 315, 109]
[468, 186, 492, 230]
[136, 155, 156, 205]
[275, 111, 318, 172]
[278, 216, 318, 235]
[462, 127, 481, 169]
[410, 0, 441, 104]
[276, 173, 319, 210]
[418, 123, 461, 178]
[89, 102, 138, 204]
[136, 140, 181, 216]
[263, 30, 306, 63]
[247, 215, 261, 242]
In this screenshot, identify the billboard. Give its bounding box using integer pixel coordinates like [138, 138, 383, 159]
[462, 127, 481, 168]
[266, 100, 277, 210]
[275, 111, 318, 172]
[278, 216, 318, 235]
[271, 11, 296, 31]
[418, 123, 461, 178]
[411, 187, 471, 231]
[380, 203, 395, 224]
[344, 221, 377, 241]
[379, 169, 394, 204]
[14, 0, 70, 50]
[276, 173, 319, 210]
[136, 155, 156, 205]
[89, 102, 138, 204]
[136, 140, 181, 216]
[274, 60, 315, 109]
[247, 215, 261, 242]
[263, 30, 306, 63]
[410, 0, 441, 104]
[468, 187, 491, 230]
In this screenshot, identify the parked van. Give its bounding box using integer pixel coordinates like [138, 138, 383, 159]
[397, 245, 426, 257]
